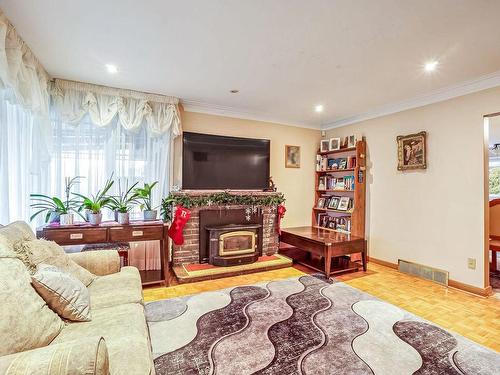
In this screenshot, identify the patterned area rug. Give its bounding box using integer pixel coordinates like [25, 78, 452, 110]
[145, 275, 500, 375]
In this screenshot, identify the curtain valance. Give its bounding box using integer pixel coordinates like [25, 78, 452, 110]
[51, 79, 181, 137]
[0, 10, 50, 116]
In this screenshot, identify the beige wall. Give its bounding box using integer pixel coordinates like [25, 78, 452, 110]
[326, 86, 500, 288]
[174, 111, 321, 228]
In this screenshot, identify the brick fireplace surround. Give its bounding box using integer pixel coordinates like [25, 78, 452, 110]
[171, 191, 281, 266]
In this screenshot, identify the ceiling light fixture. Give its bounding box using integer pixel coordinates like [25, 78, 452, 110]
[315, 104, 324, 113]
[424, 60, 438, 72]
[230, 89, 239, 94]
[105, 64, 118, 74]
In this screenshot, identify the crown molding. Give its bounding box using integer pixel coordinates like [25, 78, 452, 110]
[181, 99, 321, 130]
[322, 70, 500, 130]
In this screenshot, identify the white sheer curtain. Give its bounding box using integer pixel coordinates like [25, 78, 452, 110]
[0, 91, 50, 225]
[0, 10, 50, 117]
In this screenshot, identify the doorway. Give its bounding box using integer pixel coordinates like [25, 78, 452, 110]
[485, 113, 500, 296]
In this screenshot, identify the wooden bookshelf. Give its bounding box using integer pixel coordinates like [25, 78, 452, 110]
[313, 139, 366, 237]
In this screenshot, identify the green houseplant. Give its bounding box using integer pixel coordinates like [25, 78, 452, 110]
[108, 179, 139, 225]
[74, 175, 114, 225]
[160, 195, 175, 223]
[30, 176, 83, 224]
[135, 181, 159, 220]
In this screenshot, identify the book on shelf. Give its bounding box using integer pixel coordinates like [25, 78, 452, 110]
[316, 155, 357, 172]
[316, 212, 352, 233]
[317, 175, 355, 190]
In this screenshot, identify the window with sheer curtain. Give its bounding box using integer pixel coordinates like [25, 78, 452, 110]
[0, 96, 173, 271]
[48, 111, 171, 271]
[49, 111, 170, 218]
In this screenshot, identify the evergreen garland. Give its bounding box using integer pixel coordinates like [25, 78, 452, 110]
[161, 191, 285, 221]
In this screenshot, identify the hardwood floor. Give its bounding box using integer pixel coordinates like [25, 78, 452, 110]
[143, 262, 500, 352]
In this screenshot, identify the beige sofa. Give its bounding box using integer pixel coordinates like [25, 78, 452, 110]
[0, 222, 155, 375]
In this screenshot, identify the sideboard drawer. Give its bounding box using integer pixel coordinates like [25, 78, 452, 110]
[41, 228, 108, 245]
[109, 226, 164, 242]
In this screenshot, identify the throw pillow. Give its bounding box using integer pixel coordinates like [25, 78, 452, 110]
[15, 239, 96, 286]
[0, 242, 64, 356]
[31, 264, 91, 322]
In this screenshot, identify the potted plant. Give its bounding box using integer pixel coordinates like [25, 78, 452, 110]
[108, 179, 139, 225]
[160, 195, 175, 223]
[135, 181, 159, 220]
[74, 176, 114, 225]
[30, 176, 83, 224]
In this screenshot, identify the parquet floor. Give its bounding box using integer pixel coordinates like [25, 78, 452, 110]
[143, 262, 500, 351]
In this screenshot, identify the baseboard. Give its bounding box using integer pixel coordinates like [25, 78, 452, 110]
[368, 256, 492, 297]
[367, 256, 398, 269]
[448, 280, 493, 297]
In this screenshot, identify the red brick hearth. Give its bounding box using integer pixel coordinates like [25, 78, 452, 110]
[171, 191, 281, 266]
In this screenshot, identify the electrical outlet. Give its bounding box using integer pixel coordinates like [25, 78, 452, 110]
[467, 258, 476, 270]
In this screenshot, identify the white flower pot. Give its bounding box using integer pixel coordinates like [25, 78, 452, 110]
[88, 212, 103, 226]
[143, 210, 157, 221]
[117, 212, 130, 225]
[59, 213, 74, 226]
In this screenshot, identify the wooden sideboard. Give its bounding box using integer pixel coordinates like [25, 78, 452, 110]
[37, 220, 170, 286]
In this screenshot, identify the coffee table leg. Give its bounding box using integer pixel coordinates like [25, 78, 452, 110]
[362, 240, 367, 272]
[324, 247, 331, 278]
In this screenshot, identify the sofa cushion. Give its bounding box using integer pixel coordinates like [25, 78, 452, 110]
[52, 303, 154, 375]
[0, 221, 36, 245]
[88, 266, 143, 309]
[15, 239, 96, 286]
[0, 238, 64, 356]
[31, 264, 91, 322]
[0, 336, 109, 375]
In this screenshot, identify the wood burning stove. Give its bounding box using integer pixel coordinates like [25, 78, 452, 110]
[206, 224, 262, 266]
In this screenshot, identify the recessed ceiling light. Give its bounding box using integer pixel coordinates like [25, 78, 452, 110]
[315, 104, 324, 113]
[424, 61, 438, 72]
[105, 64, 118, 74]
[230, 89, 239, 94]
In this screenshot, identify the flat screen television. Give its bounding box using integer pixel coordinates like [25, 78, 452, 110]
[182, 132, 270, 190]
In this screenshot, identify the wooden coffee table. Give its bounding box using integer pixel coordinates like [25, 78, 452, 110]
[279, 226, 366, 277]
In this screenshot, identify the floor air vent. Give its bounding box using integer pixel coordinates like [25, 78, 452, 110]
[398, 259, 449, 286]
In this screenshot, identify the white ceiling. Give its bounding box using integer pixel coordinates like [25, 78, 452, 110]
[1, 0, 500, 129]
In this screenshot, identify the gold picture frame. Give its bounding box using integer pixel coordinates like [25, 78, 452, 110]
[397, 131, 427, 170]
[285, 145, 300, 168]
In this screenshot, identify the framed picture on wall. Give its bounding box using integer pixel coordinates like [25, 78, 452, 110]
[397, 131, 427, 170]
[285, 145, 301, 168]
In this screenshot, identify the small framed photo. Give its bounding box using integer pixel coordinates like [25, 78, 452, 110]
[320, 140, 330, 153]
[341, 136, 349, 149]
[329, 138, 340, 151]
[397, 131, 427, 171]
[347, 135, 356, 148]
[285, 145, 300, 168]
[328, 196, 340, 210]
[317, 198, 325, 208]
[337, 196, 351, 211]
